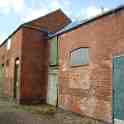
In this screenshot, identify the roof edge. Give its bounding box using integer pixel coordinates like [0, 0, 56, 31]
[0, 25, 22, 47]
[49, 4, 124, 38]
[24, 9, 71, 25]
[0, 9, 71, 47]
[0, 24, 49, 47]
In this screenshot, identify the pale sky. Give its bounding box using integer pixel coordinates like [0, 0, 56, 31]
[0, 0, 124, 43]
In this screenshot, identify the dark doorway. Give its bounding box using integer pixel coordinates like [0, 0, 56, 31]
[13, 58, 20, 100]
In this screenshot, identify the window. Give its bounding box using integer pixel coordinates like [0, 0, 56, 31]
[70, 48, 89, 66]
[15, 58, 20, 65]
[6, 60, 9, 66]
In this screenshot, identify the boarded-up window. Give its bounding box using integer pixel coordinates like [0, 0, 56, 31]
[70, 48, 89, 66]
[49, 37, 58, 66]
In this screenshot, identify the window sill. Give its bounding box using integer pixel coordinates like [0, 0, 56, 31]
[70, 64, 89, 68]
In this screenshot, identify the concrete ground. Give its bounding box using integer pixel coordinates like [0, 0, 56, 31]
[0, 74, 107, 124]
[0, 97, 108, 124]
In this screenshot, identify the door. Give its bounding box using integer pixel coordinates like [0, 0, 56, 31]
[13, 59, 20, 100]
[47, 70, 58, 106]
[113, 55, 124, 124]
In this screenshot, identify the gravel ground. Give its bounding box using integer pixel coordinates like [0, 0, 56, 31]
[0, 98, 108, 124]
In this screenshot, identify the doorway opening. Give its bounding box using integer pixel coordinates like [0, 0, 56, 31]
[47, 69, 58, 106]
[13, 58, 20, 100]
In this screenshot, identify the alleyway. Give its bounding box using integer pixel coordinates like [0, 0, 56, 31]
[0, 98, 107, 124]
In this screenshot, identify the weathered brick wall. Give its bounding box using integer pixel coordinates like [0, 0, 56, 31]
[3, 29, 23, 97]
[20, 27, 49, 104]
[58, 9, 124, 123]
[0, 45, 6, 97]
[0, 9, 70, 102]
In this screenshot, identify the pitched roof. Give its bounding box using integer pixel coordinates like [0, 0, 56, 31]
[49, 4, 124, 38]
[0, 9, 71, 47]
[24, 9, 71, 33]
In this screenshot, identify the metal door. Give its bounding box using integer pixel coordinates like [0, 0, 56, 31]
[47, 70, 58, 106]
[113, 55, 124, 124]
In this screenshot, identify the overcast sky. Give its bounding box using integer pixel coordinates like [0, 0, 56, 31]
[0, 0, 124, 43]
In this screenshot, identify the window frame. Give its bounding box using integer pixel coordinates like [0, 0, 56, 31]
[70, 47, 89, 67]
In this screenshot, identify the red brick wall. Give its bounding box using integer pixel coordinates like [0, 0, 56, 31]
[2, 29, 23, 97]
[58, 9, 124, 123]
[20, 27, 49, 104]
[0, 27, 49, 104]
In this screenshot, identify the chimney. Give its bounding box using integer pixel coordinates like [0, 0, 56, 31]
[100, 6, 105, 13]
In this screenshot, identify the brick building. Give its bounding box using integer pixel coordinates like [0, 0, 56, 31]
[49, 5, 124, 124]
[0, 9, 71, 104]
[1, 5, 124, 124]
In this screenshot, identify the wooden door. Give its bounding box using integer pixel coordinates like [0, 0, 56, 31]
[47, 70, 58, 106]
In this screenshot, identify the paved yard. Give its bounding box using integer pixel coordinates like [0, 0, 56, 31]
[0, 98, 108, 124]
